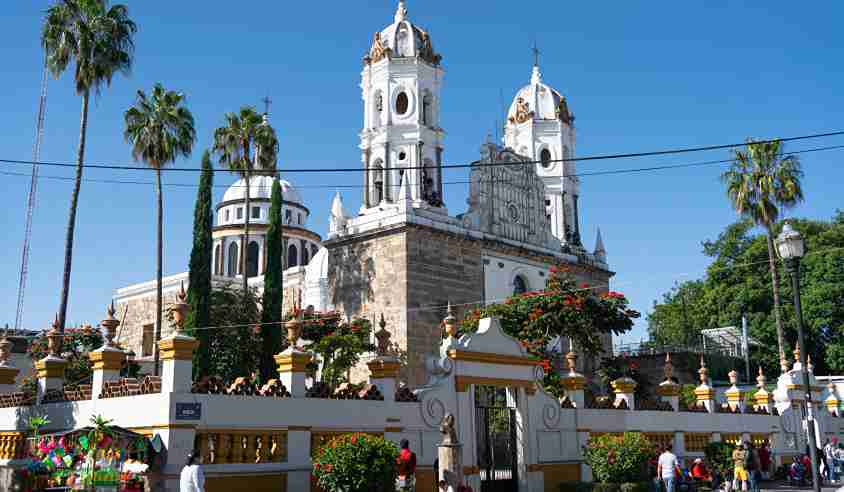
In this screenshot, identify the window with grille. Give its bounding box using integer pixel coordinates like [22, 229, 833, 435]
[684, 433, 711, 452]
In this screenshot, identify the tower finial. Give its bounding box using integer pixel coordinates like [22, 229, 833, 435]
[261, 95, 272, 116]
[395, 0, 408, 23]
[532, 40, 541, 68]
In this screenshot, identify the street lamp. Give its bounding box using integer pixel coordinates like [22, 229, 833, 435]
[775, 220, 820, 492]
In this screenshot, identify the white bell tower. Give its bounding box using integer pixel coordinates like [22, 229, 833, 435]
[359, 1, 446, 213]
[503, 56, 581, 248]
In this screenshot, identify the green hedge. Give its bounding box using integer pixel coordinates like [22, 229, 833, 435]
[561, 482, 650, 492]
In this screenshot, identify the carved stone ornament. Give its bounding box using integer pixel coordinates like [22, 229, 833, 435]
[663, 353, 674, 381]
[556, 97, 574, 124]
[439, 413, 457, 445]
[47, 313, 63, 357]
[417, 29, 442, 66]
[101, 301, 120, 348]
[508, 97, 534, 124]
[375, 314, 391, 355]
[368, 32, 390, 64]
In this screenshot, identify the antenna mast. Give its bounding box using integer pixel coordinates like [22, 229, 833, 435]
[14, 64, 48, 332]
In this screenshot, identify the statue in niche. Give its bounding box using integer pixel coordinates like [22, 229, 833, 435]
[368, 32, 390, 64]
[509, 97, 534, 124]
[556, 97, 574, 124]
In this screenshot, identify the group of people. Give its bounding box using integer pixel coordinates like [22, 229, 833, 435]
[654, 441, 772, 492]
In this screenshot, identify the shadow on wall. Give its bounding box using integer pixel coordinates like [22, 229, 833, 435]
[328, 247, 375, 316]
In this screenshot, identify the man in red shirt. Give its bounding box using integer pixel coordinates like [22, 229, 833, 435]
[397, 439, 417, 491]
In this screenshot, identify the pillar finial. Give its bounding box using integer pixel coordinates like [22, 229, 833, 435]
[100, 300, 120, 348]
[756, 367, 767, 389]
[442, 302, 457, 338]
[698, 355, 708, 385]
[375, 313, 391, 356]
[663, 352, 674, 381]
[46, 313, 63, 357]
[171, 281, 189, 336]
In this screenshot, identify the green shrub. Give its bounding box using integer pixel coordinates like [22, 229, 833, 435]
[585, 432, 654, 484]
[313, 433, 398, 492]
[704, 442, 734, 476]
[620, 482, 650, 492]
[592, 483, 621, 492]
[560, 481, 594, 492]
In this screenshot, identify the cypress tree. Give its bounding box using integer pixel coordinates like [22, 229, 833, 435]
[186, 150, 214, 377]
[260, 177, 284, 381]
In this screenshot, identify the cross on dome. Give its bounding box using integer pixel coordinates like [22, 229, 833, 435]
[395, 0, 408, 23]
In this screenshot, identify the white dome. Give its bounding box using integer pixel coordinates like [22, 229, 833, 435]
[305, 247, 329, 285]
[365, 1, 441, 66]
[222, 176, 304, 206]
[507, 66, 574, 125]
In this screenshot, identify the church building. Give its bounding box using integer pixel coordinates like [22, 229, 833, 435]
[113, 1, 612, 386]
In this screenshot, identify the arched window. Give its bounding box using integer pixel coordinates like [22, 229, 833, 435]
[396, 92, 409, 115]
[422, 92, 433, 126]
[302, 244, 310, 265]
[246, 241, 260, 278]
[513, 275, 528, 295]
[373, 160, 385, 204]
[288, 244, 299, 268]
[311, 244, 319, 259]
[214, 244, 222, 275]
[540, 148, 552, 168]
[227, 242, 239, 277]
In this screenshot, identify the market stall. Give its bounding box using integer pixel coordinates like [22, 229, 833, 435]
[15, 416, 153, 491]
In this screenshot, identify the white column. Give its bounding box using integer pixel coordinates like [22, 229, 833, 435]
[287, 429, 311, 491]
[158, 335, 198, 394]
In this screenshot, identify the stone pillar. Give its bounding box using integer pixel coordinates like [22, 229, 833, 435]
[158, 283, 198, 394]
[612, 376, 637, 409]
[438, 414, 464, 490]
[287, 428, 311, 491]
[36, 318, 67, 403]
[724, 369, 746, 412]
[657, 353, 681, 411]
[825, 382, 840, 416]
[754, 368, 772, 413]
[90, 302, 125, 400]
[577, 430, 592, 482]
[368, 314, 400, 401]
[560, 349, 586, 408]
[694, 356, 716, 413]
[275, 314, 311, 399]
[0, 336, 20, 393]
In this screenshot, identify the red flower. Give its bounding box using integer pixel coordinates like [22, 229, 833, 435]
[325, 464, 333, 472]
[314, 463, 321, 470]
[351, 436, 358, 444]
[540, 359, 551, 373]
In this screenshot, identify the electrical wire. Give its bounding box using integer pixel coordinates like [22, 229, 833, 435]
[0, 130, 842, 174]
[2, 144, 842, 191]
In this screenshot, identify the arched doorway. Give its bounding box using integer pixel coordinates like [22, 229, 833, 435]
[227, 242, 239, 277]
[475, 385, 518, 491]
[288, 244, 298, 268]
[246, 241, 260, 278]
[513, 275, 528, 295]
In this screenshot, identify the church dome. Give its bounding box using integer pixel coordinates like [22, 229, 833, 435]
[365, 1, 441, 66]
[507, 66, 574, 125]
[305, 247, 329, 285]
[221, 175, 304, 206]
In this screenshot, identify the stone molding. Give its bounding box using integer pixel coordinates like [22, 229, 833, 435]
[275, 351, 312, 373]
[446, 349, 539, 367]
[454, 375, 536, 395]
[367, 359, 401, 379]
[89, 348, 125, 371]
[158, 336, 199, 361]
[36, 357, 68, 379]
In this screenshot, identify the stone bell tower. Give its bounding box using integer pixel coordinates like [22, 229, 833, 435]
[359, 0, 446, 212]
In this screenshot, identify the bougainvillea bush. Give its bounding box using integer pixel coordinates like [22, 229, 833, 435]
[460, 266, 639, 397]
[584, 432, 654, 484]
[313, 433, 398, 492]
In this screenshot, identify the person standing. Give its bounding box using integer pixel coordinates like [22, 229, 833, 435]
[397, 439, 417, 491]
[732, 443, 748, 492]
[657, 444, 681, 492]
[180, 450, 205, 492]
[825, 438, 838, 482]
[745, 442, 760, 492]
[758, 443, 771, 480]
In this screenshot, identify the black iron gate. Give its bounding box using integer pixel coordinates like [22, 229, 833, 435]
[475, 387, 518, 492]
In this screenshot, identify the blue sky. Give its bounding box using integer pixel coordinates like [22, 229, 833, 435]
[1, 1, 842, 344]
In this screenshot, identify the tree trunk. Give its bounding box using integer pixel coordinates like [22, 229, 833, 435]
[153, 167, 164, 376]
[243, 168, 251, 296]
[765, 226, 787, 366]
[57, 90, 90, 333]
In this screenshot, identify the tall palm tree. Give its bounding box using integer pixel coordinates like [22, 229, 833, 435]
[42, 0, 136, 333]
[124, 84, 196, 375]
[722, 139, 804, 367]
[212, 107, 278, 295]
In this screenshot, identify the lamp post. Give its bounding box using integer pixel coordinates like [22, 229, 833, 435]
[775, 220, 820, 492]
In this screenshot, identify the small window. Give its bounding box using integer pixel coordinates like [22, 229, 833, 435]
[540, 148, 552, 168]
[298, 213, 303, 225]
[236, 207, 243, 219]
[252, 206, 260, 219]
[398, 151, 407, 161]
[513, 275, 528, 295]
[285, 209, 292, 224]
[141, 324, 154, 357]
[224, 209, 230, 222]
[396, 92, 409, 115]
[544, 199, 551, 207]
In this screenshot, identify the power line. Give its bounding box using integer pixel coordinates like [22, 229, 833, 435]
[2, 144, 842, 191]
[1, 130, 842, 174]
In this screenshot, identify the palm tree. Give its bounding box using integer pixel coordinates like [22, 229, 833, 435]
[42, 0, 136, 332]
[212, 107, 278, 295]
[124, 84, 196, 375]
[722, 139, 804, 367]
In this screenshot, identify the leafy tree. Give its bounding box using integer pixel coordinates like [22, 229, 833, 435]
[212, 107, 279, 295]
[186, 151, 214, 377]
[124, 84, 196, 375]
[258, 178, 284, 381]
[649, 214, 844, 375]
[296, 311, 374, 391]
[721, 139, 804, 364]
[460, 266, 639, 397]
[205, 285, 261, 382]
[42, 0, 137, 333]
[23, 326, 104, 393]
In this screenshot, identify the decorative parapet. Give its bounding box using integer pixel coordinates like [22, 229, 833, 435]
[694, 356, 716, 412]
[724, 369, 746, 412]
[754, 367, 771, 411]
[195, 430, 288, 465]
